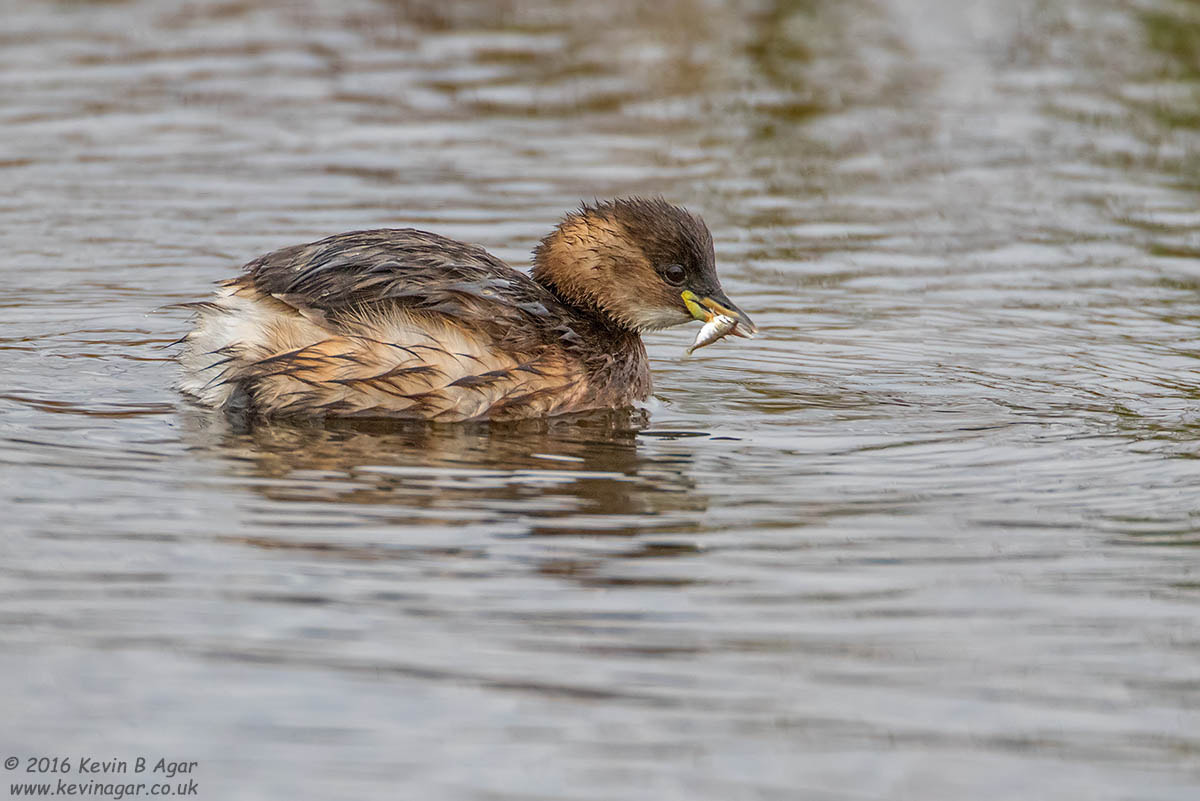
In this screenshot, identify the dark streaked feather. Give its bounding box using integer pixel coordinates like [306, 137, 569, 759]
[245, 230, 566, 345]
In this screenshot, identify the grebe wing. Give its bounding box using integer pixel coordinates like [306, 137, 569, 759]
[242, 228, 556, 334]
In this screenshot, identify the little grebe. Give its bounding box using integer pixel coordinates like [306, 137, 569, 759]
[178, 197, 756, 421]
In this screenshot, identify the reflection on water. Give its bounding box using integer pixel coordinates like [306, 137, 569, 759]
[181, 407, 708, 542]
[3, 0, 1200, 799]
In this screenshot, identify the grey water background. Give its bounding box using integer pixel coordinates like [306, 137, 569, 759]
[2, 0, 1199, 798]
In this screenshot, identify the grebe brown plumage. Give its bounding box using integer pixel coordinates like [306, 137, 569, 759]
[178, 197, 755, 421]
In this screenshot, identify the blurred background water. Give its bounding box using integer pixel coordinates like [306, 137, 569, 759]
[2, 0, 1200, 798]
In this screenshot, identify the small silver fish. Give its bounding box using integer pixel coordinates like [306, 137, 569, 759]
[686, 314, 739, 355]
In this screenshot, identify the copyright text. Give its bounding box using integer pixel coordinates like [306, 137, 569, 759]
[5, 757, 198, 799]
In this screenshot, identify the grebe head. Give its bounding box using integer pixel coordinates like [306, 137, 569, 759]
[532, 197, 756, 334]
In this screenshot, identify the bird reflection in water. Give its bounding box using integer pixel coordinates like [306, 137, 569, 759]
[178, 407, 711, 584]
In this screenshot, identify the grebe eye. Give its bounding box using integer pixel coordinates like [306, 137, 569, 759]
[662, 263, 686, 285]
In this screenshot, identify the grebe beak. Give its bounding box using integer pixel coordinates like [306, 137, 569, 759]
[682, 289, 757, 337]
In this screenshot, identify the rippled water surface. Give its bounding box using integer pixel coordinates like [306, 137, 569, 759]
[3, 0, 1200, 798]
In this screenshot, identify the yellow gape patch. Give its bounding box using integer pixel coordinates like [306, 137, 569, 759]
[681, 290, 712, 322]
